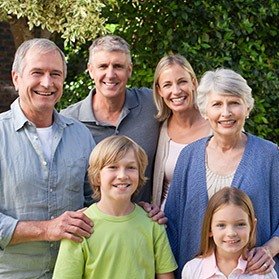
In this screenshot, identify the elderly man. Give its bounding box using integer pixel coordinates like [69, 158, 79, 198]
[0, 38, 95, 278]
[61, 35, 160, 203]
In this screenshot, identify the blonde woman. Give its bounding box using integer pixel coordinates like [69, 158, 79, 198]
[152, 54, 211, 208]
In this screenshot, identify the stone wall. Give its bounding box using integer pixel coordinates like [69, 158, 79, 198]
[0, 22, 17, 113]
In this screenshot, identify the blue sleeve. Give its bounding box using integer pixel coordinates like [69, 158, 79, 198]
[271, 146, 279, 237]
[165, 151, 187, 263]
[83, 131, 96, 207]
[0, 214, 18, 249]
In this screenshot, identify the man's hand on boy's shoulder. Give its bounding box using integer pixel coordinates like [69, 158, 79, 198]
[138, 202, 168, 225]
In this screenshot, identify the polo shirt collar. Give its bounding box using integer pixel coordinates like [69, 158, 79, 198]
[78, 88, 139, 123]
[76, 89, 96, 122]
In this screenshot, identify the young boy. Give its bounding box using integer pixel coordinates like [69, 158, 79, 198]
[53, 135, 177, 279]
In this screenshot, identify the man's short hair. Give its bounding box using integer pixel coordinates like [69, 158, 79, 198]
[12, 38, 67, 79]
[88, 35, 131, 64]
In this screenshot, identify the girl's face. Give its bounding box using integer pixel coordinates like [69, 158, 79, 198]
[99, 149, 139, 202]
[210, 204, 252, 259]
[157, 64, 196, 113]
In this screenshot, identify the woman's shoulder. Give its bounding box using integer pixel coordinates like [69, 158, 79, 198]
[179, 136, 210, 156]
[247, 133, 278, 154]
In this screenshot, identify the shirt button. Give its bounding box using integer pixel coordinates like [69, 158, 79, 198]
[50, 188, 53, 192]
[51, 216, 54, 219]
[42, 161, 47, 166]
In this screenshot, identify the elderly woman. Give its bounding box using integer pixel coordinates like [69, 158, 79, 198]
[165, 68, 279, 278]
[152, 54, 211, 209]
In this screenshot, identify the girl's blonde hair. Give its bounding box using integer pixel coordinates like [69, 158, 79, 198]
[88, 135, 148, 201]
[153, 54, 198, 122]
[198, 187, 256, 257]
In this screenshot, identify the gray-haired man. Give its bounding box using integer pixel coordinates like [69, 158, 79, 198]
[0, 38, 95, 278]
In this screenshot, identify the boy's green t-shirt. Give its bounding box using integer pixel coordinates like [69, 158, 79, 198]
[53, 204, 177, 279]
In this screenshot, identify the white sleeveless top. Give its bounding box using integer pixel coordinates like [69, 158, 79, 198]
[161, 140, 187, 209]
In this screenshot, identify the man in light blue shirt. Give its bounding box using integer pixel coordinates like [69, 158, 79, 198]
[0, 38, 95, 278]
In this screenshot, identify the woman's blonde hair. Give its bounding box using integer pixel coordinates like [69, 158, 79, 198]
[88, 135, 148, 201]
[153, 54, 198, 122]
[198, 187, 256, 258]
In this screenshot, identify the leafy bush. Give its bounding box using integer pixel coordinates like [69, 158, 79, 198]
[60, 0, 279, 143]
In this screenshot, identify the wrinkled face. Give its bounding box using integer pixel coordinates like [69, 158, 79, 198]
[99, 149, 139, 202]
[88, 50, 132, 100]
[12, 48, 64, 119]
[204, 92, 249, 137]
[157, 64, 196, 113]
[210, 204, 251, 258]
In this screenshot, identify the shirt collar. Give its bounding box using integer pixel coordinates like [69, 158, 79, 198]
[78, 88, 139, 123]
[200, 252, 247, 278]
[76, 89, 96, 121]
[11, 98, 73, 131]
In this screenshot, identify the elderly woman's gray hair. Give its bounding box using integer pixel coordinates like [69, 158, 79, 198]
[197, 68, 254, 116]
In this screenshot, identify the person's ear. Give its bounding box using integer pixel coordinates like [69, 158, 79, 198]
[96, 174, 101, 185]
[252, 218, 257, 231]
[87, 63, 95, 80]
[128, 63, 133, 78]
[12, 71, 19, 91]
[245, 105, 251, 119]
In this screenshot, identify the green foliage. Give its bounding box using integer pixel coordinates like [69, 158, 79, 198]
[56, 42, 93, 110]
[1, 0, 278, 142]
[0, 0, 116, 44]
[100, 0, 279, 143]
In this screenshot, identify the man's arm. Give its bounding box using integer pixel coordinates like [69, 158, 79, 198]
[10, 210, 93, 245]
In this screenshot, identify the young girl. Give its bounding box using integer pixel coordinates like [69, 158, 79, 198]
[182, 187, 278, 278]
[53, 135, 177, 279]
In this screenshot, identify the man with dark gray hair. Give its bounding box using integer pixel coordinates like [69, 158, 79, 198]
[0, 38, 95, 278]
[61, 35, 160, 204]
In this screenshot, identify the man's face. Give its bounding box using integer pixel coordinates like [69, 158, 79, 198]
[88, 50, 132, 100]
[12, 47, 64, 119]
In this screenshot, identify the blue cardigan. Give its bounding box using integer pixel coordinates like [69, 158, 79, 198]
[165, 133, 279, 278]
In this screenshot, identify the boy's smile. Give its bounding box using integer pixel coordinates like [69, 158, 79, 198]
[99, 149, 139, 202]
[113, 183, 131, 189]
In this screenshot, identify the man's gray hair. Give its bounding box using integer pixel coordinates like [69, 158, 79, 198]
[12, 38, 67, 79]
[88, 35, 131, 64]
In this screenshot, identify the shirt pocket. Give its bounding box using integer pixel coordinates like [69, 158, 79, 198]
[65, 156, 88, 192]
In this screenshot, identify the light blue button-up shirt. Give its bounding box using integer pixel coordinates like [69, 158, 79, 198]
[0, 99, 95, 278]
